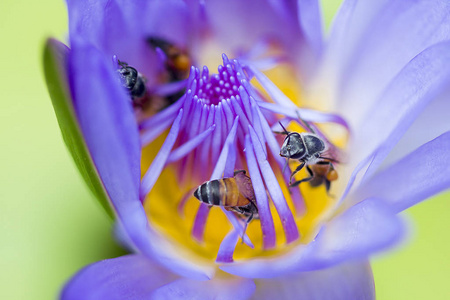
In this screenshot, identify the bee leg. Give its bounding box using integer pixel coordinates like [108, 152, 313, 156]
[324, 179, 331, 193]
[289, 161, 306, 184]
[273, 130, 289, 135]
[241, 211, 254, 245]
[290, 166, 313, 188]
[296, 111, 316, 134]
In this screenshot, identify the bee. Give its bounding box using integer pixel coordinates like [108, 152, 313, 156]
[148, 37, 192, 106]
[193, 170, 259, 225]
[277, 116, 337, 188]
[148, 37, 191, 81]
[308, 163, 338, 192]
[117, 60, 148, 108]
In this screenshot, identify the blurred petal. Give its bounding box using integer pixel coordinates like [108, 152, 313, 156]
[204, 0, 299, 55]
[69, 39, 141, 202]
[221, 198, 403, 278]
[355, 132, 450, 213]
[352, 41, 450, 171]
[143, 0, 191, 47]
[149, 277, 255, 300]
[69, 40, 213, 280]
[296, 0, 323, 56]
[302, 198, 404, 270]
[43, 38, 114, 218]
[331, 0, 450, 117]
[252, 261, 374, 300]
[61, 255, 177, 300]
[67, 0, 158, 79]
[381, 90, 450, 167]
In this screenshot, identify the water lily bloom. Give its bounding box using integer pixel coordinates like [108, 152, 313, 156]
[44, 0, 450, 299]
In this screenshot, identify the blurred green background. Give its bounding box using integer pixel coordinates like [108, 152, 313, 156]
[0, 0, 449, 299]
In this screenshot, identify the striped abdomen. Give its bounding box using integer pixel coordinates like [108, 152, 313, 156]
[193, 177, 250, 207]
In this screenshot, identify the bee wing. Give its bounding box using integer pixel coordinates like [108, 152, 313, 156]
[234, 173, 256, 202]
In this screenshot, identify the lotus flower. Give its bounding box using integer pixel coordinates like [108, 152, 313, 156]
[44, 0, 450, 299]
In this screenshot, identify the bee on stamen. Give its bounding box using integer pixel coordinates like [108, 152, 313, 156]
[193, 170, 259, 240]
[276, 114, 338, 189]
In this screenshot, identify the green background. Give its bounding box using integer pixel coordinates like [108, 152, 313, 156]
[1, 0, 449, 299]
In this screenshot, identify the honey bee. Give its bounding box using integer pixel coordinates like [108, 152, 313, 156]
[117, 60, 148, 108]
[148, 37, 192, 106]
[307, 162, 338, 192]
[277, 117, 338, 188]
[193, 170, 259, 224]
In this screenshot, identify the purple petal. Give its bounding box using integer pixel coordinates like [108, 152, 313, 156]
[296, 0, 323, 56]
[203, 0, 298, 59]
[140, 109, 183, 199]
[139, 96, 185, 130]
[141, 116, 176, 146]
[221, 198, 403, 278]
[67, 0, 157, 79]
[69, 39, 141, 211]
[381, 90, 450, 167]
[69, 43, 212, 279]
[167, 124, 215, 164]
[211, 116, 239, 180]
[253, 261, 374, 300]
[355, 132, 450, 213]
[248, 126, 299, 243]
[142, 0, 191, 47]
[244, 135, 276, 249]
[337, 0, 450, 120]
[149, 277, 256, 300]
[353, 41, 450, 178]
[253, 103, 305, 215]
[61, 255, 177, 300]
[257, 101, 349, 130]
[216, 229, 240, 263]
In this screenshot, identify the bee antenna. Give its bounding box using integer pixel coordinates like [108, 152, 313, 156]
[278, 121, 289, 135]
[295, 111, 315, 134]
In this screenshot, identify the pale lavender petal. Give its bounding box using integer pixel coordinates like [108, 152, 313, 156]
[203, 0, 297, 62]
[248, 65, 296, 108]
[61, 255, 178, 300]
[355, 132, 450, 213]
[216, 229, 240, 263]
[140, 109, 183, 199]
[252, 261, 374, 300]
[353, 41, 450, 178]
[381, 90, 450, 167]
[248, 126, 299, 243]
[192, 204, 210, 242]
[167, 124, 216, 164]
[245, 135, 276, 249]
[324, 0, 388, 78]
[258, 101, 349, 130]
[150, 277, 256, 300]
[221, 198, 403, 278]
[297, 0, 323, 55]
[338, 0, 450, 120]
